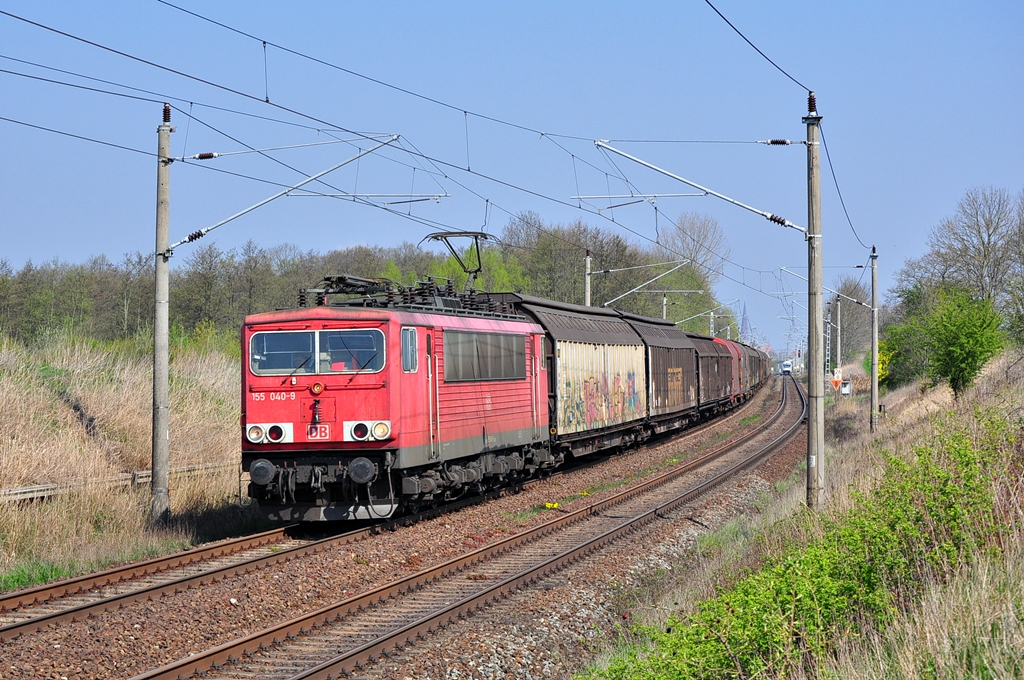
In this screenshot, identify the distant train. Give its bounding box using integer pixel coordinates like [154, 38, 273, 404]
[241, 275, 771, 521]
[781, 360, 793, 375]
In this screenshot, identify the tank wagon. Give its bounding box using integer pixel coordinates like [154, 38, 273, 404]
[242, 276, 770, 521]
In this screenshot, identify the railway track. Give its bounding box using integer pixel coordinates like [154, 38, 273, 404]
[0, 526, 375, 643]
[0, 487, 540, 646]
[131, 375, 804, 680]
[0, 379, 773, 649]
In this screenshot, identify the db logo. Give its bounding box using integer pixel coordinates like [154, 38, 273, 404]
[307, 424, 330, 440]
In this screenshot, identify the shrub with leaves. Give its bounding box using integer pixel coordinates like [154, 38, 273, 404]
[925, 289, 1004, 398]
[587, 412, 1012, 680]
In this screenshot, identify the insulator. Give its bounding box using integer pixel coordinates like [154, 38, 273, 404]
[195, 152, 217, 160]
[386, 289, 395, 305]
[315, 292, 326, 306]
[767, 214, 787, 226]
[186, 230, 205, 242]
[162, 103, 171, 123]
[807, 92, 817, 115]
[298, 290, 308, 307]
[768, 139, 789, 145]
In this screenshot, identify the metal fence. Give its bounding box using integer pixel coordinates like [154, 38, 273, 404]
[0, 462, 240, 504]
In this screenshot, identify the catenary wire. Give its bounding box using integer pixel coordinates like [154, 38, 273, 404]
[820, 124, 870, 250]
[0, 53, 369, 133]
[697, 3, 868, 251]
[0, 114, 155, 157]
[703, 0, 810, 92]
[153, 0, 595, 143]
[2, 9, 801, 332]
[0, 9, 378, 143]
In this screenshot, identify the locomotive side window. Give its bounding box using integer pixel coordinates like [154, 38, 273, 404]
[250, 331, 315, 374]
[444, 332, 526, 382]
[249, 329, 385, 375]
[401, 327, 418, 372]
[319, 330, 385, 373]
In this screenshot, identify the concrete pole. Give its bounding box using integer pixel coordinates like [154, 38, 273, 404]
[152, 104, 173, 525]
[804, 93, 825, 510]
[870, 246, 879, 431]
[662, 294, 667, 320]
[710, 311, 715, 336]
[584, 250, 592, 307]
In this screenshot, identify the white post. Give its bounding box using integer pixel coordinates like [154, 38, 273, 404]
[870, 246, 879, 431]
[835, 297, 841, 373]
[584, 250, 592, 307]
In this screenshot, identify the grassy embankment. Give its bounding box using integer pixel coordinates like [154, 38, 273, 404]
[583, 356, 1024, 679]
[0, 329, 264, 592]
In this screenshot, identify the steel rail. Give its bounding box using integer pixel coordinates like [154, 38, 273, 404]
[131, 377, 796, 680]
[0, 457, 595, 642]
[295, 376, 806, 680]
[0, 525, 379, 643]
[0, 525, 291, 615]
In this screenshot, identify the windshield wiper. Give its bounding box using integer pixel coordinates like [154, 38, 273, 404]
[282, 354, 312, 384]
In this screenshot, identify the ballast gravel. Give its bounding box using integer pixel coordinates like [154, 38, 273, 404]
[0, 381, 798, 680]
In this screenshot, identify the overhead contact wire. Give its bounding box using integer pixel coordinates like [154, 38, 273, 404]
[703, 0, 810, 92]
[0, 8, 377, 142]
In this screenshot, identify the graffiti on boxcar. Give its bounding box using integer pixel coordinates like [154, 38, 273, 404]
[560, 370, 642, 433]
[667, 367, 683, 405]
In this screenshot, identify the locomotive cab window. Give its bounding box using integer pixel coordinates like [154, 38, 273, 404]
[401, 327, 418, 373]
[250, 329, 385, 375]
[250, 331, 315, 374]
[319, 330, 385, 373]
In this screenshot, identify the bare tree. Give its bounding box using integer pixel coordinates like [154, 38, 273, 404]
[926, 186, 1017, 302]
[826, 275, 871, 367]
[1004, 187, 1024, 339]
[655, 212, 731, 285]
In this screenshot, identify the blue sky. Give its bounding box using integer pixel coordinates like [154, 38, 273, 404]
[2, 1, 1022, 351]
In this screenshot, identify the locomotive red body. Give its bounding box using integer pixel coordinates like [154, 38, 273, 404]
[242, 276, 769, 521]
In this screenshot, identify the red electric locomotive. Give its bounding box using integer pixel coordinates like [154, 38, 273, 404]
[242, 276, 552, 521]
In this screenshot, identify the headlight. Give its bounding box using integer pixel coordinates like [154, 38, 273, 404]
[247, 425, 265, 442]
[372, 421, 391, 440]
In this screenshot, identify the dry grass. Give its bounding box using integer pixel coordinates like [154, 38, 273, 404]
[813, 350, 1024, 679]
[0, 331, 258, 585]
[821, 523, 1024, 679]
[612, 353, 1024, 679]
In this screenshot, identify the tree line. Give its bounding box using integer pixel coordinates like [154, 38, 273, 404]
[0, 212, 739, 349]
[878, 186, 1023, 397]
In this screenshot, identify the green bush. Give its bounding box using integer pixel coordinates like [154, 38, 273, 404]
[585, 412, 1011, 680]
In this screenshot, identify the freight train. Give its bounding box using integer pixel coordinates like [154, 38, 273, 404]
[242, 275, 771, 521]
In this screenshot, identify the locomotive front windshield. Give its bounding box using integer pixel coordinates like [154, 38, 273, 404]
[250, 329, 385, 375]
